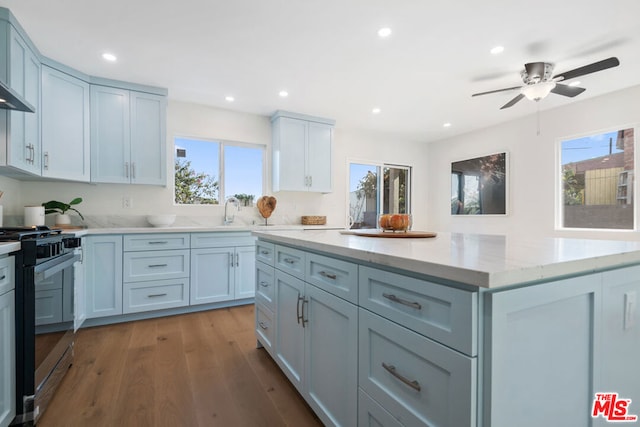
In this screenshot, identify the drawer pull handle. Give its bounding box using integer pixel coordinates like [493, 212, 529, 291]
[147, 241, 169, 245]
[259, 281, 270, 287]
[319, 271, 337, 280]
[260, 250, 270, 255]
[0, 275, 5, 281]
[148, 293, 167, 298]
[382, 362, 421, 392]
[259, 321, 268, 330]
[297, 293, 304, 324]
[148, 264, 168, 268]
[283, 258, 296, 265]
[383, 293, 422, 310]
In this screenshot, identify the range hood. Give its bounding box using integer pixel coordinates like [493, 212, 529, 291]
[0, 79, 34, 113]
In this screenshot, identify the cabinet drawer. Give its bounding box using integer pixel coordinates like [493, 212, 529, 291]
[274, 245, 305, 279]
[306, 252, 357, 304]
[123, 249, 190, 282]
[256, 261, 275, 310]
[358, 389, 403, 427]
[0, 256, 15, 295]
[359, 265, 477, 356]
[255, 240, 275, 265]
[123, 278, 189, 314]
[191, 232, 254, 248]
[255, 303, 275, 356]
[124, 233, 190, 251]
[359, 309, 476, 427]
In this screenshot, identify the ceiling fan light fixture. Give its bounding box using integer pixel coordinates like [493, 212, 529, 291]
[521, 81, 556, 101]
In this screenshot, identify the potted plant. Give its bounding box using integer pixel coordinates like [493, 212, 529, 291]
[42, 197, 85, 225]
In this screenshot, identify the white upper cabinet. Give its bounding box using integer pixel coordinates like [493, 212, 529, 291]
[271, 111, 334, 193]
[0, 18, 41, 176]
[41, 64, 90, 181]
[91, 85, 167, 185]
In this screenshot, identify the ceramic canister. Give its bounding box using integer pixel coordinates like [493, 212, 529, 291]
[24, 206, 45, 226]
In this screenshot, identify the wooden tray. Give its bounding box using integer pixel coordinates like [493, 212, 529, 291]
[340, 230, 437, 238]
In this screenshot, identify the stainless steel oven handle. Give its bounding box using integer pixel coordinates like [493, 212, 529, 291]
[34, 252, 81, 279]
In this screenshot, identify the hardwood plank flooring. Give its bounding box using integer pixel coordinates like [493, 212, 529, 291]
[38, 305, 323, 427]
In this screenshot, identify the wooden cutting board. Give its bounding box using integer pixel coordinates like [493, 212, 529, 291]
[340, 230, 437, 238]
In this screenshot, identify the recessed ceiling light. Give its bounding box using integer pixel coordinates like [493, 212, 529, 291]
[569, 81, 581, 86]
[225, 96, 235, 102]
[490, 46, 504, 55]
[443, 122, 452, 128]
[102, 52, 117, 62]
[279, 90, 289, 98]
[372, 107, 381, 114]
[377, 27, 392, 38]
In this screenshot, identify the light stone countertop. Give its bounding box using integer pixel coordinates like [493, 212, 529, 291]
[252, 229, 640, 289]
[65, 224, 342, 237]
[0, 241, 21, 256]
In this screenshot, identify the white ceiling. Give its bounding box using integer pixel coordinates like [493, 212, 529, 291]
[2, 0, 640, 143]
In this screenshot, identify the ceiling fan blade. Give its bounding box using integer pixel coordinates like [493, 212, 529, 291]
[472, 86, 522, 97]
[552, 57, 620, 81]
[500, 94, 525, 109]
[524, 62, 546, 81]
[551, 83, 586, 98]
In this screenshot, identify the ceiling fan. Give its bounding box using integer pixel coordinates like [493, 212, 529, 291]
[472, 57, 620, 109]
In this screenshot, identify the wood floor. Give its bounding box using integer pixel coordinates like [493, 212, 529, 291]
[38, 305, 323, 427]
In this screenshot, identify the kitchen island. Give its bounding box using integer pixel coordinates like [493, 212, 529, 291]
[252, 229, 640, 427]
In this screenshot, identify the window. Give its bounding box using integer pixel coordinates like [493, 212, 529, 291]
[174, 137, 265, 205]
[348, 162, 411, 229]
[559, 128, 635, 230]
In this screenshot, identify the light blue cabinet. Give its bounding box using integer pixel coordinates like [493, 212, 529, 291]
[0, 256, 15, 427]
[0, 19, 41, 176]
[271, 111, 334, 193]
[85, 235, 123, 318]
[91, 85, 166, 185]
[41, 64, 90, 181]
[269, 251, 358, 427]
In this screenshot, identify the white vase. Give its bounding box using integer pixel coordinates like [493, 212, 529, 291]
[55, 213, 71, 225]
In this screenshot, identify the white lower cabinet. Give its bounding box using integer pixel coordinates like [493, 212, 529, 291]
[0, 287, 15, 427]
[274, 269, 358, 427]
[358, 389, 403, 427]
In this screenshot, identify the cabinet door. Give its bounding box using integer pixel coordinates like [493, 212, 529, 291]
[130, 91, 166, 185]
[485, 274, 602, 427]
[235, 246, 255, 300]
[273, 117, 307, 191]
[84, 235, 123, 318]
[304, 284, 358, 427]
[274, 270, 305, 392]
[73, 246, 86, 331]
[306, 122, 332, 192]
[601, 266, 640, 410]
[90, 85, 130, 183]
[8, 27, 40, 175]
[0, 290, 16, 427]
[41, 65, 90, 181]
[190, 247, 233, 305]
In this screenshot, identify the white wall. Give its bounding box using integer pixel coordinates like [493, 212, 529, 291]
[426, 84, 640, 240]
[11, 100, 428, 228]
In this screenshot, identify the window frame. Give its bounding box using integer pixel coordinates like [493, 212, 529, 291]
[173, 135, 267, 206]
[555, 124, 638, 232]
[346, 159, 412, 228]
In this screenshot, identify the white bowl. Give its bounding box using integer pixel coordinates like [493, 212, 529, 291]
[146, 214, 176, 227]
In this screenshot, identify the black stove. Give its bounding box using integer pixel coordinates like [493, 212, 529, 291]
[0, 226, 81, 264]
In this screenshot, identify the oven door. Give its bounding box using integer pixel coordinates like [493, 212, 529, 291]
[33, 251, 80, 417]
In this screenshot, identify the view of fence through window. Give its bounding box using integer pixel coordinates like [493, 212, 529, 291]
[349, 163, 410, 229]
[174, 137, 264, 205]
[560, 128, 635, 229]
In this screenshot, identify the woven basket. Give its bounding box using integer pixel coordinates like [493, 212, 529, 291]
[301, 215, 326, 225]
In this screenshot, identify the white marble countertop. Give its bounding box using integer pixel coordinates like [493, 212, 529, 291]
[0, 241, 21, 256]
[252, 229, 640, 289]
[66, 224, 341, 237]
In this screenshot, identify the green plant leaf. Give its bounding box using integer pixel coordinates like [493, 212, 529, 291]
[69, 197, 83, 206]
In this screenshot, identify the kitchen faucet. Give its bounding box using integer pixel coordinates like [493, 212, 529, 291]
[224, 196, 240, 225]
